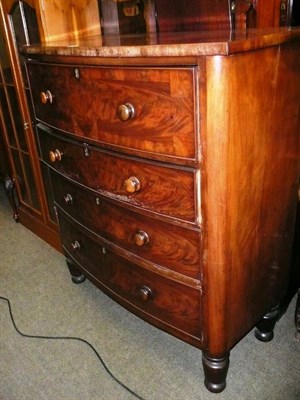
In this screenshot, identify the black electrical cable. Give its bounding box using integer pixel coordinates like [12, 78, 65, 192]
[0, 296, 146, 400]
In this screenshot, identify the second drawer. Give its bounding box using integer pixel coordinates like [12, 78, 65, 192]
[38, 124, 199, 223]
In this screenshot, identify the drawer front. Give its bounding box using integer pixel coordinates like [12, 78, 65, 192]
[51, 169, 201, 279]
[39, 126, 198, 222]
[59, 212, 202, 339]
[27, 62, 197, 161]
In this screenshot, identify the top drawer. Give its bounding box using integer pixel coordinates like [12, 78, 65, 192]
[27, 62, 197, 162]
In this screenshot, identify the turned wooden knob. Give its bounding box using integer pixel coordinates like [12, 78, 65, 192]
[49, 149, 63, 163]
[117, 103, 135, 121]
[123, 176, 140, 193]
[63, 193, 73, 205]
[71, 240, 80, 251]
[134, 231, 149, 247]
[40, 90, 53, 104]
[137, 285, 153, 301]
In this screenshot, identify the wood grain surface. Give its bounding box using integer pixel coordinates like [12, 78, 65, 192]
[38, 125, 199, 223]
[51, 169, 201, 279]
[28, 63, 197, 161]
[202, 42, 300, 355]
[59, 211, 203, 341]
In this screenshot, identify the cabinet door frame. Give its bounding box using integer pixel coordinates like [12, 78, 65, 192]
[0, 0, 61, 250]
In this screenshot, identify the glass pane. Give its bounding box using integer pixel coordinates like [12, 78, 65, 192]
[22, 2, 40, 44]
[6, 86, 28, 152]
[0, 87, 17, 147]
[22, 152, 40, 210]
[20, 54, 28, 87]
[0, 30, 13, 84]
[9, 2, 40, 85]
[41, 162, 56, 223]
[292, 1, 300, 26]
[10, 2, 27, 45]
[25, 87, 35, 122]
[9, 2, 27, 84]
[11, 147, 29, 204]
[0, 120, 10, 177]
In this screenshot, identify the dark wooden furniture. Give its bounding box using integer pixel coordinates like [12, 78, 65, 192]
[292, 187, 300, 339]
[255, 0, 300, 27]
[0, 0, 61, 249]
[1, 0, 298, 249]
[22, 27, 300, 393]
[0, 115, 11, 183]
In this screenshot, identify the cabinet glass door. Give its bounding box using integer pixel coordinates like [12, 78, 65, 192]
[1, 1, 57, 224]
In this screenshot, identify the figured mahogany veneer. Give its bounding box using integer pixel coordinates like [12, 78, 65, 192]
[58, 211, 202, 341]
[28, 63, 197, 162]
[50, 169, 201, 280]
[25, 29, 300, 393]
[37, 125, 199, 223]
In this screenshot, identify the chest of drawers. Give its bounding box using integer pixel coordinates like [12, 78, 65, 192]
[24, 30, 300, 393]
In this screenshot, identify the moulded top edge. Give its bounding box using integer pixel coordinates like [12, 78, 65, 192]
[20, 28, 300, 58]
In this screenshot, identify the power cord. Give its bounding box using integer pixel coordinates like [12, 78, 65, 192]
[0, 296, 146, 400]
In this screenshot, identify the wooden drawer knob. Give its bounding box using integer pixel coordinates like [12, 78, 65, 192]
[49, 149, 63, 163]
[71, 240, 80, 251]
[134, 231, 149, 247]
[40, 90, 53, 104]
[123, 176, 140, 193]
[117, 103, 135, 121]
[137, 285, 153, 301]
[63, 193, 73, 206]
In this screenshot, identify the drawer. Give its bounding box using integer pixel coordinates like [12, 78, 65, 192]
[38, 126, 199, 223]
[51, 169, 201, 279]
[27, 62, 197, 161]
[58, 212, 202, 339]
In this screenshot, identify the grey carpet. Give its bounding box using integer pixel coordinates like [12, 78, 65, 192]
[0, 185, 299, 400]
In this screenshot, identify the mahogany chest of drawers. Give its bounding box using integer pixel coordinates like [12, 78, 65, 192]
[24, 30, 300, 393]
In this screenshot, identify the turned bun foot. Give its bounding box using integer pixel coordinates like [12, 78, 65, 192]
[254, 304, 280, 342]
[71, 274, 86, 284]
[66, 258, 86, 284]
[202, 352, 230, 393]
[254, 329, 274, 342]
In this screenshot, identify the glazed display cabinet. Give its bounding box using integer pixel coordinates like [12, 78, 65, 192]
[0, 0, 61, 249]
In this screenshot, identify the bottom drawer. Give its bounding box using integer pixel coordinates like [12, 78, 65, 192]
[58, 212, 202, 340]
